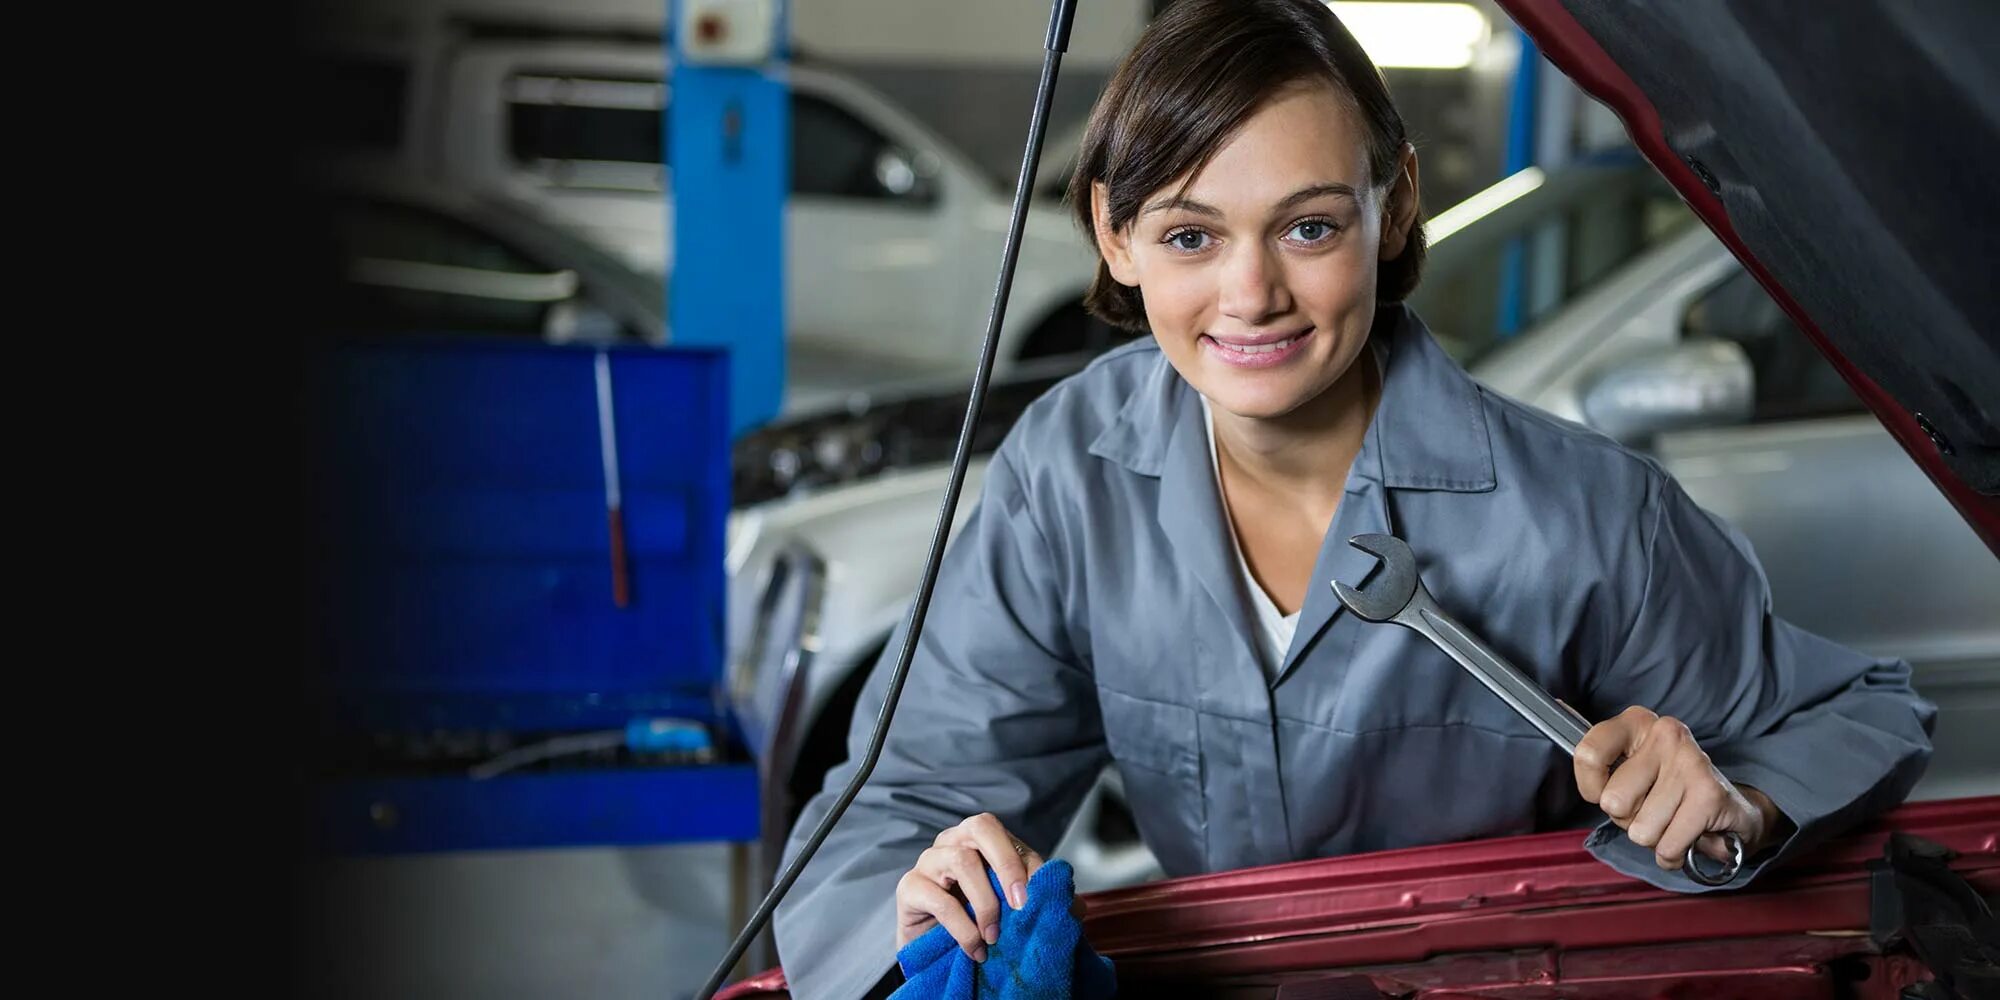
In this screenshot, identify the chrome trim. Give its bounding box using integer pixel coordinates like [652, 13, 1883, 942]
[729, 543, 828, 902]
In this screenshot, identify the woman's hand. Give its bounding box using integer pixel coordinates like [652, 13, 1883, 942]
[1574, 706, 1790, 870]
[894, 813, 1044, 961]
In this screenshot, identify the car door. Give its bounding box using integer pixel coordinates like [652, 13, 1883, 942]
[785, 85, 957, 370]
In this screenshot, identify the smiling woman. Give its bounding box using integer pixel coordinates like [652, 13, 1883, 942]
[1088, 82, 1410, 423]
[1070, 0, 1426, 333]
[769, 4, 1936, 998]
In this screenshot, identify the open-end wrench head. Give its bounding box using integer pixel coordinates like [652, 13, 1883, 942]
[1330, 533, 1418, 622]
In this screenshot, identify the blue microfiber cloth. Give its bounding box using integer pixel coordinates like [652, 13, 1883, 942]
[890, 859, 1117, 999]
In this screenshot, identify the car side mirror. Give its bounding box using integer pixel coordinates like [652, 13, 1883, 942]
[1579, 338, 1754, 444]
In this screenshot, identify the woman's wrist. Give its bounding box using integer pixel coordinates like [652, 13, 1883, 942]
[1736, 784, 1793, 856]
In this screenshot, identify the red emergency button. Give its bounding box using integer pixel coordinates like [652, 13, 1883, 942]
[697, 12, 727, 45]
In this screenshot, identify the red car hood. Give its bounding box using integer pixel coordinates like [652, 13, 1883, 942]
[1494, 0, 1998, 554]
[1081, 797, 1997, 994]
[721, 797, 1996, 998]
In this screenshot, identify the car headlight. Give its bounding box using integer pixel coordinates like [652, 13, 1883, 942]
[734, 415, 893, 507]
[728, 353, 1086, 508]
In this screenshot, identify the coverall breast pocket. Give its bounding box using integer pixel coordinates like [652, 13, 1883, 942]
[1095, 685, 1207, 875]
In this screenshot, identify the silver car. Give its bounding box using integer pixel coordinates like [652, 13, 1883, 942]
[310, 29, 1108, 386]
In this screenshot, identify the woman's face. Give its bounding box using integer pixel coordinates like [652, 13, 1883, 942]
[1094, 81, 1418, 420]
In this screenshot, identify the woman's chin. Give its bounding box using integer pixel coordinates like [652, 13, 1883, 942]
[1200, 376, 1321, 422]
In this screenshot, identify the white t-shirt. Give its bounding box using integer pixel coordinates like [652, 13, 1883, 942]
[1201, 394, 1301, 678]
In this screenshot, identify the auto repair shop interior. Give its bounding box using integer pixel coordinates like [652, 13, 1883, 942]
[292, 1, 2000, 998]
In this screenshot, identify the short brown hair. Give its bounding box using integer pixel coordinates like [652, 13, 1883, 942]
[1070, 0, 1427, 331]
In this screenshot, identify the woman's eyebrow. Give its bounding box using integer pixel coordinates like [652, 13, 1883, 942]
[1275, 182, 1359, 210]
[1140, 182, 1360, 219]
[1142, 195, 1222, 218]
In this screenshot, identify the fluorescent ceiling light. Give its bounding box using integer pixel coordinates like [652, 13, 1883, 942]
[1426, 166, 1545, 243]
[1328, 2, 1491, 70]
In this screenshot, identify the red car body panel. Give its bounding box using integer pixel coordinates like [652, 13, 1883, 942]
[719, 797, 1998, 997]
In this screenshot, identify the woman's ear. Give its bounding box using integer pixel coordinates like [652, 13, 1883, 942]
[1380, 143, 1421, 262]
[1092, 181, 1140, 286]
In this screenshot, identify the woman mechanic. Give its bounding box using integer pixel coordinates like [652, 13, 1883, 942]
[773, 1, 1935, 996]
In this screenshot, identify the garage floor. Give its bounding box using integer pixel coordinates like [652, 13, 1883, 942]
[304, 843, 747, 1000]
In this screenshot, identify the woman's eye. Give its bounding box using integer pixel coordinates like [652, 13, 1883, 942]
[1288, 219, 1338, 243]
[1164, 228, 1211, 253]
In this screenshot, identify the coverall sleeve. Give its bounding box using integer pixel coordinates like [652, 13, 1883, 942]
[772, 447, 1109, 998]
[1582, 468, 1937, 891]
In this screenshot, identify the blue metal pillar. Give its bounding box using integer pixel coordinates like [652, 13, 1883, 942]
[668, 0, 790, 436]
[1495, 26, 1540, 339]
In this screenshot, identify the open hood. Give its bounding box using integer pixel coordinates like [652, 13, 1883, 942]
[1494, 0, 1999, 554]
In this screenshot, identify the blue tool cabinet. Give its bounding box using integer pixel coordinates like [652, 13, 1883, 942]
[305, 338, 753, 853]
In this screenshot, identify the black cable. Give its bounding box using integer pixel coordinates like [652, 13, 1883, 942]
[694, 1, 1080, 996]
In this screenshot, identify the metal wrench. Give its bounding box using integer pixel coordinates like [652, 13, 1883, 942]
[1330, 532, 1742, 887]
